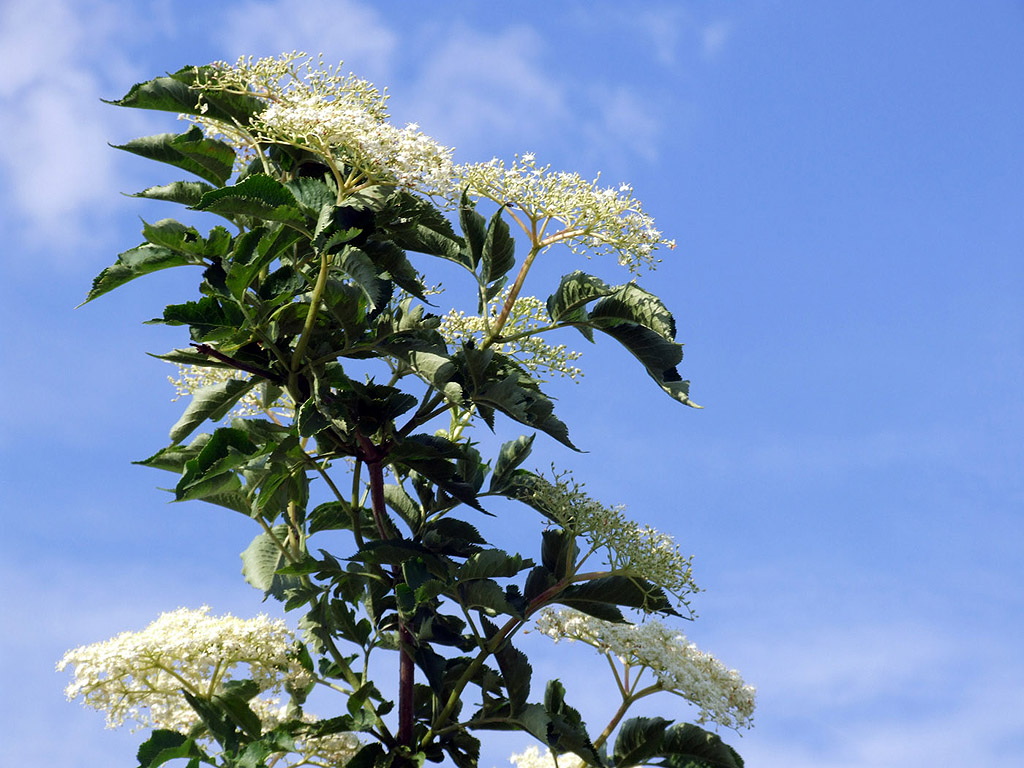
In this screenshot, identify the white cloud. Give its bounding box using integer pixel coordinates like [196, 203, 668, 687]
[0, 0, 152, 259]
[402, 24, 568, 158]
[218, 0, 398, 84]
[702, 20, 732, 58]
[584, 85, 663, 164]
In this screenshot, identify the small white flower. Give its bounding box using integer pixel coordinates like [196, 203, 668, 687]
[459, 154, 672, 274]
[535, 608, 756, 730]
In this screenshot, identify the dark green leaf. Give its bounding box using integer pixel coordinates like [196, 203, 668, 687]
[557, 576, 673, 618]
[81, 244, 199, 305]
[494, 641, 532, 714]
[112, 128, 233, 186]
[335, 246, 390, 310]
[459, 193, 487, 268]
[481, 207, 515, 285]
[137, 730, 204, 768]
[241, 525, 303, 600]
[658, 723, 744, 768]
[489, 434, 535, 493]
[170, 378, 256, 444]
[132, 180, 215, 207]
[457, 549, 528, 580]
[195, 175, 304, 223]
[546, 270, 617, 325]
[614, 717, 672, 768]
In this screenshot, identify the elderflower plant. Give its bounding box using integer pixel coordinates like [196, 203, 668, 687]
[439, 293, 584, 381]
[460, 153, 675, 274]
[188, 52, 458, 199]
[519, 468, 696, 607]
[535, 608, 756, 730]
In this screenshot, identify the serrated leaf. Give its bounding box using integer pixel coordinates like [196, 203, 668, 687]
[81, 244, 199, 305]
[457, 549, 528, 580]
[195, 174, 304, 223]
[658, 723, 744, 768]
[481, 207, 515, 285]
[170, 378, 256, 444]
[614, 717, 672, 768]
[384, 191, 468, 266]
[489, 434, 535, 493]
[142, 219, 231, 259]
[136, 730, 200, 768]
[131, 180, 215, 207]
[558, 576, 673, 618]
[383, 483, 423, 531]
[494, 641, 532, 714]
[546, 270, 617, 324]
[112, 129, 233, 186]
[335, 246, 390, 310]
[241, 525, 302, 600]
[107, 67, 265, 124]
[459, 579, 521, 617]
[459, 193, 487, 268]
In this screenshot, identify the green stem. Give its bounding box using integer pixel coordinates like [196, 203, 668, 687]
[483, 244, 542, 347]
[289, 250, 332, 393]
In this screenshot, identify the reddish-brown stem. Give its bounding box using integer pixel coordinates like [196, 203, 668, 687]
[358, 433, 415, 749]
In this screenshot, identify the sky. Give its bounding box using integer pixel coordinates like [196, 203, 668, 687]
[1, 0, 1022, 766]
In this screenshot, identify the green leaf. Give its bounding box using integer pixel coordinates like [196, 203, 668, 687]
[213, 681, 263, 739]
[176, 427, 257, 501]
[558, 576, 674, 618]
[614, 717, 672, 768]
[241, 525, 302, 600]
[459, 192, 487, 268]
[658, 723, 745, 768]
[546, 270, 617, 325]
[112, 127, 234, 186]
[335, 246, 390, 310]
[137, 730, 205, 768]
[458, 579, 521, 617]
[107, 67, 264, 124]
[494, 641, 532, 714]
[383, 483, 423, 532]
[195, 175, 304, 223]
[457, 549, 528, 580]
[142, 219, 231, 259]
[170, 378, 256, 444]
[480, 207, 515, 285]
[383, 191, 468, 266]
[132, 180, 215, 207]
[81, 244, 200, 305]
[489, 434, 535, 493]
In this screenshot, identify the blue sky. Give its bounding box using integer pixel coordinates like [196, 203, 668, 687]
[1, 1, 1022, 766]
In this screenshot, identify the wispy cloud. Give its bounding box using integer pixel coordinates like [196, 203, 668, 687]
[0, 0, 155, 261]
[218, 0, 398, 83]
[402, 23, 568, 159]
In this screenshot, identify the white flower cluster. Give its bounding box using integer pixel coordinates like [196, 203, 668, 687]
[524, 470, 696, 605]
[509, 745, 586, 768]
[461, 154, 675, 274]
[535, 609, 756, 730]
[439, 294, 583, 381]
[195, 53, 458, 199]
[57, 606, 302, 731]
[57, 607, 360, 763]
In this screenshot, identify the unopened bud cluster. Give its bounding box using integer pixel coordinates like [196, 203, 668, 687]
[440, 293, 583, 381]
[524, 469, 696, 605]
